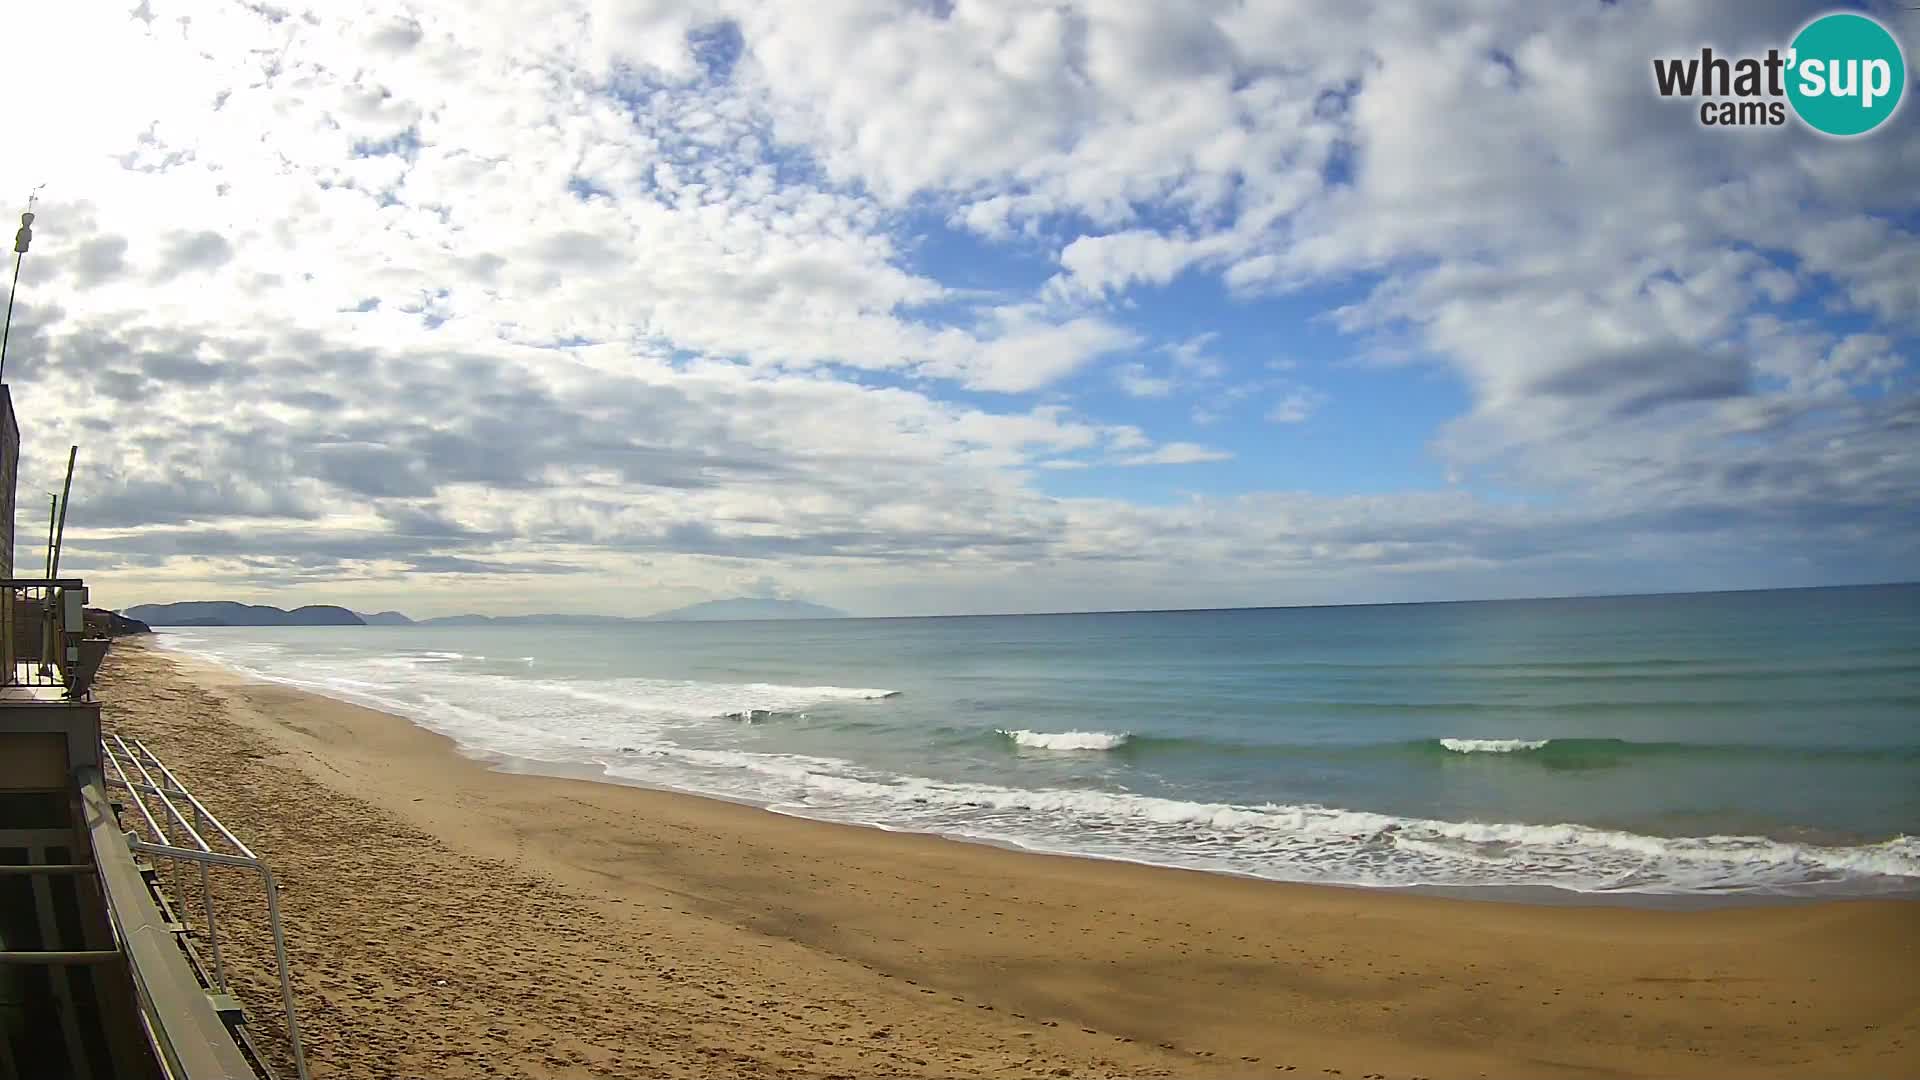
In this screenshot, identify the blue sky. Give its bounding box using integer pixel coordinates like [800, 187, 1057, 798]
[0, 0, 1915, 617]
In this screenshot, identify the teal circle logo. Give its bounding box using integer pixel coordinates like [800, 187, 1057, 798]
[1787, 13, 1906, 136]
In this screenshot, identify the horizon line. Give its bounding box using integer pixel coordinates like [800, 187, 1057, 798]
[837, 580, 1918, 621]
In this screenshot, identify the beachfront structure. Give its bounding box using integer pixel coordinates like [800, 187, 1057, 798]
[0, 384, 301, 1077]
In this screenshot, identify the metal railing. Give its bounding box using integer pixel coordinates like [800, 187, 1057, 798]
[100, 733, 309, 1080]
[0, 577, 89, 694]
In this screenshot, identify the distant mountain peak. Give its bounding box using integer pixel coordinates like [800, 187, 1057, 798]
[647, 597, 847, 622]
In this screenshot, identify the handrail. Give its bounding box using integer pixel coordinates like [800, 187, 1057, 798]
[100, 736, 309, 1080]
[108, 733, 228, 996]
[136, 739, 262, 860]
[104, 744, 170, 844]
[81, 773, 260, 1080]
[112, 735, 211, 853]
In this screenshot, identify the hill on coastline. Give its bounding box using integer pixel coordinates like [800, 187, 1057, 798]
[645, 597, 846, 621]
[85, 608, 151, 636]
[414, 613, 635, 627]
[124, 596, 849, 627]
[122, 602, 365, 626]
[412, 599, 846, 624]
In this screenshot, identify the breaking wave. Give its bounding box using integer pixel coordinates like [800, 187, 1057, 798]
[1440, 738, 1552, 754]
[999, 729, 1131, 751]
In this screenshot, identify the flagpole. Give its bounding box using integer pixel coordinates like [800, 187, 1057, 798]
[1, 197, 36, 384]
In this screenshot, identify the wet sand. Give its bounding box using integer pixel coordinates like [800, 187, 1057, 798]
[96, 640, 1920, 1079]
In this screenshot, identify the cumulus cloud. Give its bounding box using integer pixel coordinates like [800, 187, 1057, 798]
[1114, 363, 1174, 399]
[0, 0, 1909, 617]
[1115, 442, 1234, 467]
[1266, 390, 1324, 425]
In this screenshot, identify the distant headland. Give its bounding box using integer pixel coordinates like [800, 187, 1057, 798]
[122, 602, 366, 626]
[121, 596, 848, 627]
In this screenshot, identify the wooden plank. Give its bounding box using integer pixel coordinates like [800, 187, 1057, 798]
[0, 994, 18, 1080]
[27, 846, 95, 1079]
[65, 800, 162, 1080]
[0, 949, 120, 965]
[0, 828, 80, 847]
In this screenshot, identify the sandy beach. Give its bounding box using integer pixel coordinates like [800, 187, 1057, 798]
[93, 640, 1919, 1079]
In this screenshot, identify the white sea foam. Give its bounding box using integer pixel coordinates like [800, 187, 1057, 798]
[1440, 738, 1551, 754]
[152, 633, 892, 750]
[153, 633, 1920, 897]
[752, 774, 1920, 894]
[1000, 729, 1130, 751]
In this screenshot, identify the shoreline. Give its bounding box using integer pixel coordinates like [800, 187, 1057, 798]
[479, 752, 1845, 913]
[100, 639, 1920, 1079]
[150, 634, 1915, 911]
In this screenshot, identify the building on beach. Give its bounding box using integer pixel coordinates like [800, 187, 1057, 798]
[0, 208, 303, 1078]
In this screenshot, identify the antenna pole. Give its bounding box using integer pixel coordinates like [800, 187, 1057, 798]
[0, 196, 36, 384]
[49, 446, 76, 579]
[0, 251, 22, 381]
[43, 493, 56, 578]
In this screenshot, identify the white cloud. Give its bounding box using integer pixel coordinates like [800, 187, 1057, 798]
[1114, 362, 1174, 399]
[935, 307, 1142, 393]
[1166, 334, 1224, 379]
[1266, 389, 1325, 425]
[0, 0, 1908, 616]
[1116, 442, 1232, 466]
[1108, 334, 1232, 400]
[1052, 230, 1231, 299]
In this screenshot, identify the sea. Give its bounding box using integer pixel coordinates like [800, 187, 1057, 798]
[151, 584, 1920, 901]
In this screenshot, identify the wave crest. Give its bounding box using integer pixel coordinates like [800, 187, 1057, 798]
[765, 770, 1920, 894]
[1000, 729, 1131, 751]
[1440, 738, 1552, 754]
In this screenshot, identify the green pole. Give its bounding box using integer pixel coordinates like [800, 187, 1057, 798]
[43, 493, 55, 578]
[49, 447, 75, 579]
[41, 448, 75, 679]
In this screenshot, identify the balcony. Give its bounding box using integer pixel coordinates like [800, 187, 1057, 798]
[0, 578, 108, 703]
[0, 574, 295, 1078]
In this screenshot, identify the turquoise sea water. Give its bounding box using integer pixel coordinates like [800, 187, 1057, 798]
[154, 585, 1920, 898]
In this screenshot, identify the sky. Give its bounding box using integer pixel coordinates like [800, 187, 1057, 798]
[1, 0, 1915, 619]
